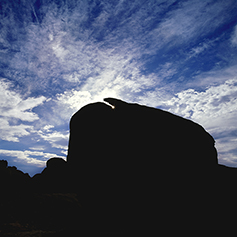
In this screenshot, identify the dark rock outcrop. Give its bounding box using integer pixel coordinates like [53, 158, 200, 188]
[0, 160, 8, 169]
[32, 157, 69, 193]
[0, 160, 31, 193]
[67, 98, 219, 233]
[0, 158, 82, 236]
[68, 97, 218, 168]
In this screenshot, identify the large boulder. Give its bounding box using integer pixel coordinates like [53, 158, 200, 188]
[68, 98, 217, 169]
[67, 98, 218, 233]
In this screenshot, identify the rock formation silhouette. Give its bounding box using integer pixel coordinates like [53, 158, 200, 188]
[1, 98, 237, 236]
[67, 98, 219, 233]
[32, 157, 69, 193]
[0, 160, 31, 193]
[68, 97, 218, 168]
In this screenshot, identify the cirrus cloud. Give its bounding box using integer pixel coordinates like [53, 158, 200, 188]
[0, 79, 46, 142]
[0, 149, 54, 167]
[164, 78, 237, 166]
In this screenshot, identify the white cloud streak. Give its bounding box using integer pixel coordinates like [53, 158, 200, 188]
[143, 0, 235, 52]
[163, 78, 237, 166]
[231, 24, 237, 46]
[0, 117, 32, 142]
[0, 79, 46, 141]
[0, 149, 58, 167]
[0, 79, 46, 122]
[165, 78, 237, 124]
[38, 129, 69, 150]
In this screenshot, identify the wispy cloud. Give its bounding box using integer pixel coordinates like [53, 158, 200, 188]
[186, 40, 215, 60]
[143, 0, 235, 51]
[163, 78, 237, 166]
[231, 24, 237, 46]
[0, 117, 32, 142]
[0, 149, 58, 167]
[37, 125, 69, 151]
[0, 79, 46, 142]
[0, 80, 46, 121]
[165, 78, 237, 125]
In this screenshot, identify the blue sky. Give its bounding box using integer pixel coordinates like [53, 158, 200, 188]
[0, 0, 237, 176]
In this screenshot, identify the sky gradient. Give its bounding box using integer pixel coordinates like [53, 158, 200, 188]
[0, 0, 237, 176]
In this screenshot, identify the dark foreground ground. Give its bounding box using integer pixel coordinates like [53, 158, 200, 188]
[0, 191, 125, 236]
[1, 166, 237, 237]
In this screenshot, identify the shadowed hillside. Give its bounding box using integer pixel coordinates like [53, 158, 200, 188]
[0, 98, 237, 236]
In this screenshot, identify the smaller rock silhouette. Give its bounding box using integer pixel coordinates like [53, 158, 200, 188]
[32, 157, 69, 193]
